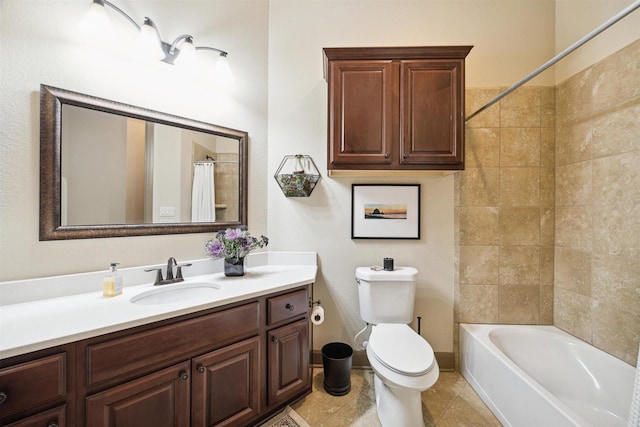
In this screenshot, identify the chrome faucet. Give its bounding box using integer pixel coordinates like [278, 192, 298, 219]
[145, 257, 192, 286]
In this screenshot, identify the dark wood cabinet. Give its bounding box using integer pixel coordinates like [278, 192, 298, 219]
[81, 301, 263, 427]
[85, 336, 263, 427]
[326, 59, 397, 168]
[82, 302, 260, 390]
[0, 347, 72, 427]
[191, 337, 261, 427]
[85, 362, 191, 427]
[265, 289, 311, 408]
[0, 285, 312, 427]
[0, 353, 66, 419]
[4, 405, 65, 427]
[267, 319, 309, 407]
[323, 46, 472, 172]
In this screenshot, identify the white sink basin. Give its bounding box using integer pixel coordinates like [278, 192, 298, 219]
[131, 282, 221, 305]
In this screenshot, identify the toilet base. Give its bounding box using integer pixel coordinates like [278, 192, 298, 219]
[374, 374, 425, 427]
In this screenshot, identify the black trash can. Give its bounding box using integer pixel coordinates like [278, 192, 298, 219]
[322, 342, 353, 396]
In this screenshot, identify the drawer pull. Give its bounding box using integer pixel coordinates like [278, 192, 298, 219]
[285, 303, 294, 311]
[197, 365, 205, 374]
[47, 423, 59, 427]
[0, 392, 6, 405]
[179, 371, 189, 381]
[384, 153, 390, 159]
[272, 336, 279, 344]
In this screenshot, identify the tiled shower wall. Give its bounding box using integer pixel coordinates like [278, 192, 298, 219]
[554, 39, 640, 365]
[455, 39, 640, 366]
[455, 86, 555, 327]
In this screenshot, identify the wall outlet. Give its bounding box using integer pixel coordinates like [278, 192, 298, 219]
[159, 206, 175, 217]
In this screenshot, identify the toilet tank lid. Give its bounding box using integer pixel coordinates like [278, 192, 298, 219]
[356, 266, 417, 281]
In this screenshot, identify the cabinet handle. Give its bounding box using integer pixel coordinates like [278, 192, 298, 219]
[403, 152, 408, 159]
[179, 371, 189, 381]
[384, 153, 390, 159]
[272, 336, 279, 344]
[47, 423, 59, 427]
[197, 365, 205, 374]
[285, 303, 294, 311]
[0, 392, 6, 405]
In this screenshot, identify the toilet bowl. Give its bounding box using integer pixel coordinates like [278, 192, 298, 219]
[355, 266, 440, 426]
[366, 324, 439, 427]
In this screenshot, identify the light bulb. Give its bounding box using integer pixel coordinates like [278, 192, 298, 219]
[78, 1, 112, 42]
[137, 18, 165, 61]
[175, 38, 197, 67]
[214, 54, 235, 86]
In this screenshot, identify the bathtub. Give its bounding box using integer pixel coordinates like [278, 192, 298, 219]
[460, 324, 635, 427]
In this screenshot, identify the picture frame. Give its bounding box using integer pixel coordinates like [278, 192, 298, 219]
[351, 184, 421, 239]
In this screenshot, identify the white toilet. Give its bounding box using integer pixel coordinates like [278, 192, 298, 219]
[356, 266, 439, 427]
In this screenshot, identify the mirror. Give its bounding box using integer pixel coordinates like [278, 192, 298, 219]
[40, 84, 248, 240]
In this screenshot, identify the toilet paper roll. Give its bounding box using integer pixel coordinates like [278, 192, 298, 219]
[311, 305, 325, 325]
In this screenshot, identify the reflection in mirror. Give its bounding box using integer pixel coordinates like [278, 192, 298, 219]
[61, 106, 240, 225]
[40, 84, 248, 240]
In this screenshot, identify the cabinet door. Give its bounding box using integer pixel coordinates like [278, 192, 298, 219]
[400, 59, 464, 167]
[327, 60, 398, 168]
[85, 362, 190, 427]
[267, 319, 310, 406]
[191, 337, 260, 427]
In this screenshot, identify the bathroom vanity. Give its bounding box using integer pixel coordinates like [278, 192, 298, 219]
[0, 253, 316, 427]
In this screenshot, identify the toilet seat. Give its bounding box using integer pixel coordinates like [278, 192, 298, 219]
[368, 324, 435, 377]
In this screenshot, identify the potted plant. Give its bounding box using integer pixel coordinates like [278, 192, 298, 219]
[205, 227, 269, 276]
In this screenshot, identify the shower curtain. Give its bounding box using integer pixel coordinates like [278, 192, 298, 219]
[191, 163, 216, 222]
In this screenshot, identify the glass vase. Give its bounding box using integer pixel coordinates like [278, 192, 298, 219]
[224, 257, 245, 276]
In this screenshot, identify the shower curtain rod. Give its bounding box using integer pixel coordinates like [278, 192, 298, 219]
[193, 160, 238, 164]
[465, 0, 640, 122]
[194, 154, 238, 164]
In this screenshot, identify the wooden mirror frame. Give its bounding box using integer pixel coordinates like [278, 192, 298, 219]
[39, 84, 248, 240]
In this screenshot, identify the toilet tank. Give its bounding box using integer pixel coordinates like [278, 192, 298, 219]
[356, 267, 418, 324]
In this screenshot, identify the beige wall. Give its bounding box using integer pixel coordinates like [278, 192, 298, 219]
[554, 39, 640, 365]
[0, 0, 269, 280]
[2, 0, 639, 365]
[555, 0, 640, 83]
[455, 86, 556, 329]
[267, 0, 556, 355]
[456, 39, 640, 366]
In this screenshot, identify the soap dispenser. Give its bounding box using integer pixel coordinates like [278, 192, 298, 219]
[103, 262, 123, 297]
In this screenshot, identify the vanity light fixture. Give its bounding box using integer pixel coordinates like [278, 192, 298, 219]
[84, 0, 234, 83]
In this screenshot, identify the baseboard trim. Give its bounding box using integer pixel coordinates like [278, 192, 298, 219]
[435, 352, 455, 371]
[312, 350, 455, 372]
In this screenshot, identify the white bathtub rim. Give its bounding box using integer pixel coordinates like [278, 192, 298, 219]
[460, 323, 602, 427]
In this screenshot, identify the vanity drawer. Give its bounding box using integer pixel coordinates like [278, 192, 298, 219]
[0, 354, 66, 418]
[85, 302, 260, 388]
[5, 405, 66, 427]
[267, 289, 308, 326]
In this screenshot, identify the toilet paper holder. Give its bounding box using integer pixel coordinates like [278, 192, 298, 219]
[309, 299, 321, 308]
[309, 299, 324, 325]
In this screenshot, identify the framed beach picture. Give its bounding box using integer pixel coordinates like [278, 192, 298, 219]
[351, 184, 421, 239]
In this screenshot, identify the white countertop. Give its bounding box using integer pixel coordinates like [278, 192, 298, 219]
[0, 252, 317, 360]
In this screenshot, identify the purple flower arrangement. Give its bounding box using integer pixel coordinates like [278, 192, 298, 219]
[205, 227, 269, 262]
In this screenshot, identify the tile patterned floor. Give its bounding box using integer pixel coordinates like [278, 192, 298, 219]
[292, 368, 502, 426]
